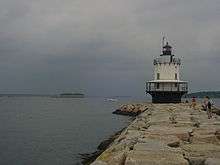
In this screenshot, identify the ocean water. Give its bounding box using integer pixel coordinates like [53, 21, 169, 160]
[0, 96, 148, 165]
[0, 96, 219, 165]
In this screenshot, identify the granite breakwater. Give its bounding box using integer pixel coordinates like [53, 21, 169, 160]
[91, 103, 220, 165]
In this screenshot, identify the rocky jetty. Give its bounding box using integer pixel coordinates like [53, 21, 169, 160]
[91, 103, 220, 165]
[112, 104, 148, 116]
[79, 128, 126, 165]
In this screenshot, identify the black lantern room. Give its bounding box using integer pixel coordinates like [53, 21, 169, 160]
[162, 42, 172, 55]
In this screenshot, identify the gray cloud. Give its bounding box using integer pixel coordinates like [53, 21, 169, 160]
[0, 0, 219, 96]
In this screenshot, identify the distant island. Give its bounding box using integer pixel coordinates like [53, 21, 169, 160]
[53, 93, 85, 98]
[185, 91, 220, 98]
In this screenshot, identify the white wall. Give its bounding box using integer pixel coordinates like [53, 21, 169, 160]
[154, 63, 180, 80]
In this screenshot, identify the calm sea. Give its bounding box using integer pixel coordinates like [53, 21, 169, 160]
[0, 96, 149, 165]
[0, 96, 219, 165]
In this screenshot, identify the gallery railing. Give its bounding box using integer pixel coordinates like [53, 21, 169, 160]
[153, 57, 181, 65]
[146, 82, 188, 92]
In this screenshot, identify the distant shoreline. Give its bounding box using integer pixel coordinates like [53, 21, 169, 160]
[55, 93, 85, 98]
[0, 93, 85, 98]
[185, 91, 220, 98]
[0, 94, 51, 97]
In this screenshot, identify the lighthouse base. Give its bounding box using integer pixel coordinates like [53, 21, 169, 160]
[148, 91, 187, 103]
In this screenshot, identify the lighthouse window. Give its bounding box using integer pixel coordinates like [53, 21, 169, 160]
[156, 83, 160, 89]
[157, 73, 160, 80]
[175, 73, 177, 80]
[175, 83, 178, 87]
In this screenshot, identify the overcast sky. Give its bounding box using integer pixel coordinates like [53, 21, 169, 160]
[0, 0, 219, 96]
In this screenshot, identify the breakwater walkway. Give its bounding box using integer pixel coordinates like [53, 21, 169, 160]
[91, 103, 220, 165]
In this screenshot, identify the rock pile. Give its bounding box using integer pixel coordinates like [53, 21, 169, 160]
[92, 103, 220, 165]
[213, 107, 220, 115]
[112, 104, 149, 116]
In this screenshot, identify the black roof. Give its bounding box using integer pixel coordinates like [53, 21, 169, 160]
[163, 42, 172, 48]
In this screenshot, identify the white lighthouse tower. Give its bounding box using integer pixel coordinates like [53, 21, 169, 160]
[146, 40, 188, 103]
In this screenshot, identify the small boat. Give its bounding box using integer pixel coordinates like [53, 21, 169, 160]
[106, 98, 118, 102]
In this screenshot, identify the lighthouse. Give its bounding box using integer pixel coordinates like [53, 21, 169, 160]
[146, 40, 188, 103]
